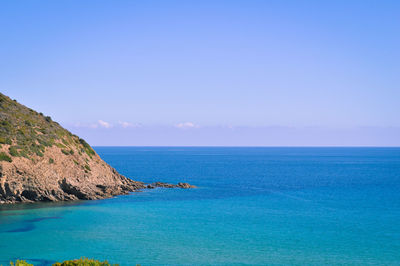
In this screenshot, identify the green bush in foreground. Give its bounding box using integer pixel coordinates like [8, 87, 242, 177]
[52, 258, 118, 266]
[9, 260, 32, 266]
[8, 258, 128, 266]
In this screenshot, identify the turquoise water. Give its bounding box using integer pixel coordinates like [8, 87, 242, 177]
[1, 147, 400, 265]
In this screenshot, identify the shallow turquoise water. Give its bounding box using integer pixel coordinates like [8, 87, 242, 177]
[1, 147, 400, 265]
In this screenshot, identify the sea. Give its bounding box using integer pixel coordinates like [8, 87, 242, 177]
[0, 147, 399, 265]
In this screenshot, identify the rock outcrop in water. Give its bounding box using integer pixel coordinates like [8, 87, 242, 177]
[147, 182, 196, 189]
[0, 93, 194, 204]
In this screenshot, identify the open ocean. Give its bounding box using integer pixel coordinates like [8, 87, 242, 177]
[0, 147, 400, 265]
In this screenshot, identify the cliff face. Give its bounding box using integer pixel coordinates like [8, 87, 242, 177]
[0, 93, 145, 203]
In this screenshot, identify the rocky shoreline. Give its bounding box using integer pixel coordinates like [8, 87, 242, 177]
[0, 92, 195, 205]
[0, 180, 196, 205]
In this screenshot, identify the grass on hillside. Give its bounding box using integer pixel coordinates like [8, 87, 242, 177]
[0, 93, 95, 161]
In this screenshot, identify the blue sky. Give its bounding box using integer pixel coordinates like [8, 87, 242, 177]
[1, 0, 399, 146]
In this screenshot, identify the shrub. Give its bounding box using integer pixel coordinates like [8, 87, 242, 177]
[84, 164, 91, 171]
[9, 258, 125, 266]
[52, 258, 119, 266]
[1, 120, 11, 127]
[79, 138, 90, 149]
[38, 138, 54, 147]
[18, 149, 29, 158]
[49, 158, 54, 164]
[79, 138, 95, 156]
[9, 146, 19, 157]
[0, 137, 12, 145]
[30, 144, 44, 157]
[9, 259, 33, 266]
[56, 143, 67, 149]
[61, 149, 70, 155]
[10, 258, 125, 266]
[0, 120, 12, 133]
[0, 152, 12, 162]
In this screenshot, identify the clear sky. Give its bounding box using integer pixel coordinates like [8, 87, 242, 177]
[1, 0, 399, 146]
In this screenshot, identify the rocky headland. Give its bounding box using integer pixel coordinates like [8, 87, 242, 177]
[0, 92, 194, 204]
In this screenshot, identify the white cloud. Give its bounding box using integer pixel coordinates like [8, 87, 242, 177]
[73, 122, 98, 128]
[175, 122, 199, 129]
[118, 121, 133, 128]
[118, 121, 142, 128]
[71, 120, 114, 129]
[98, 120, 112, 128]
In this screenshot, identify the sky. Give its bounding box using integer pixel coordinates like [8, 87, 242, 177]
[1, 0, 399, 146]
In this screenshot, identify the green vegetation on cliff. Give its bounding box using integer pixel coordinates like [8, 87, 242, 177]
[0, 152, 12, 162]
[0, 92, 148, 204]
[0, 93, 95, 160]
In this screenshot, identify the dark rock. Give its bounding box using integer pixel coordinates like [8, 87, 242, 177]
[148, 182, 196, 189]
[151, 182, 175, 188]
[177, 182, 196, 188]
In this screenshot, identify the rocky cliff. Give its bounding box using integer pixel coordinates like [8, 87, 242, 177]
[0, 93, 193, 204]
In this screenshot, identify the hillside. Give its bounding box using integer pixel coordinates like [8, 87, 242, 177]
[0, 92, 146, 203]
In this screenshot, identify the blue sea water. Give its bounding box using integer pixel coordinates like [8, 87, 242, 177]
[1, 147, 400, 265]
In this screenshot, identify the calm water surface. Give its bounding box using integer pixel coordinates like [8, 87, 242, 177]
[1, 147, 399, 265]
